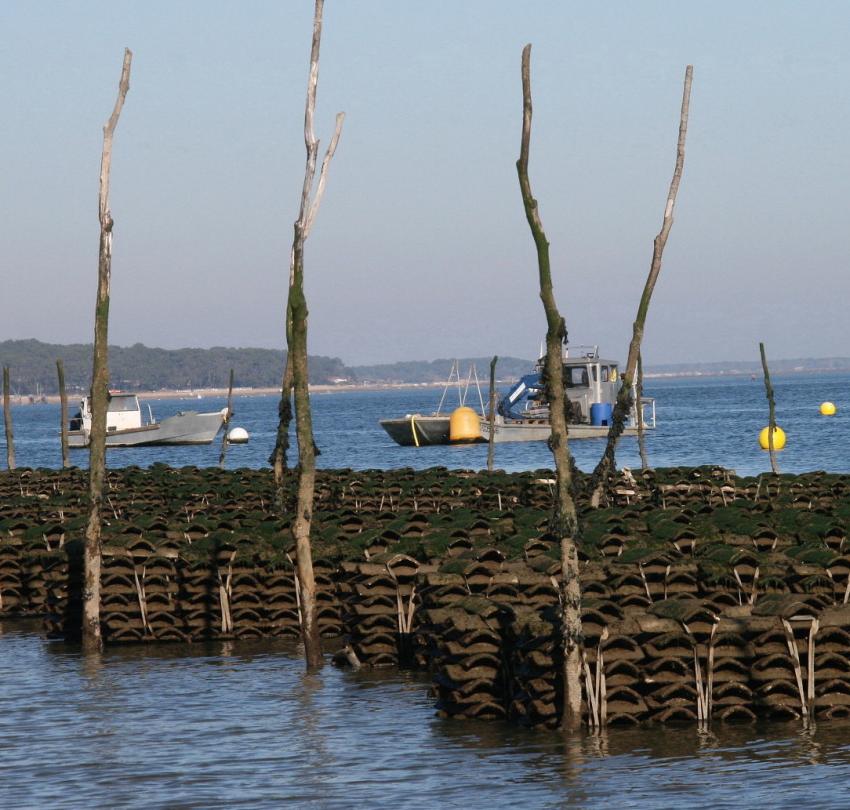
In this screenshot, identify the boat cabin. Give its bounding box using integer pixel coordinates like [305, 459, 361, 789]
[70, 393, 147, 435]
[562, 351, 620, 424]
[498, 345, 655, 429]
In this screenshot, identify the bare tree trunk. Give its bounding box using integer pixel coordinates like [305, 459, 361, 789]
[83, 48, 132, 654]
[590, 65, 693, 507]
[2, 366, 14, 471]
[486, 355, 498, 472]
[517, 44, 583, 731]
[759, 342, 779, 474]
[636, 352, 650, 471]
[57, 359, 70, 468]
[286, 0, 344, 669]
[218, 368, 234, 468]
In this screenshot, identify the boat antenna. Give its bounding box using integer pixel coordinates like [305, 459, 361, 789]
[470, 363, 486, 416]
[436, 360, 458, 415]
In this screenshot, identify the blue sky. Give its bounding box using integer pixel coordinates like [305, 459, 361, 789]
[1, 1, 848, 365]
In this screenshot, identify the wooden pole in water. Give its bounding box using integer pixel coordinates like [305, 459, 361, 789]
[636, 352, 650, 471]
[3, 366, 15, 470]
[759, 342, 779, 474]
[218, 368, 234, 468]
[57, 359, 70, 468]
[83, 48, 132, 655]
[516, 44, 583, 731]
[270, 343, 294, 513]
[286, 0, 344, 669]
[590, 65, 693, 507]
[487, 355, 498, 472]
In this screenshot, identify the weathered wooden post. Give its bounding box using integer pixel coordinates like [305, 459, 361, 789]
[590, 65, 693, 507]
[636, 352, 650, 471]
[516, 44, 583, 730]
[285, 0, 344, 669]
[83, 48, 132, 654]
[486, 355, 498, 472]
[2, 366, 15, 470]
[218, 368, 234, 468]
[57, 359, 70, 468]
[759, 342, 779, 474]
[270, 342, 294, 512]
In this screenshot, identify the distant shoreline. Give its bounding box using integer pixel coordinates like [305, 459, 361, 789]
[12, 365, 850, 406]
[19, 381, 452, 406]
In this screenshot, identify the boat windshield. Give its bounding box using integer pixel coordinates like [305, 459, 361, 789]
[564, 366, 590, 388]
[108, 395, 139, 412]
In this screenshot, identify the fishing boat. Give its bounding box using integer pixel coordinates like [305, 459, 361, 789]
[483, 346, 655, 444]
[379, 362, 486, 447]
[68, 393, 228, 448]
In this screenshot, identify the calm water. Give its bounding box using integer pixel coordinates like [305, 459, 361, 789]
[3, 373, 850, 808]
[3, 370, 850, 476]
[3, 622, 850, 809]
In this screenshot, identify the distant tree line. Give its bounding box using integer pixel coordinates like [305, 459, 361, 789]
[6, 339, 838, 395]
[0, 339, 350, 393]
[349, 356, 535, 384]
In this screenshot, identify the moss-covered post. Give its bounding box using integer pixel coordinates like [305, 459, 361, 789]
[486, 355, 498, 472]
[2, 366, 15, 470]
[636, 352, 650, 471]
[270, 308, 295, 512]
[590, 65, 692, 507]
[516, 44, 583, 731]
[57, 359, 70, 468]
[218, 368, 234, 468]
[759, 342, 779, 474]
[83, 48, 132, 655]
[285, 0, 344, 669]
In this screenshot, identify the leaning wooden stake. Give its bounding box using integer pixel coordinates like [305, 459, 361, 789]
[517, 44, 583, 731]
[286, 0, 344, 669]
[218, 368, 234, 468]
[486, 355, 498, 472]
[636, 352, 650, 471]
[2, 366, 15, 470]
[57, 359, 70, 468]
[759, 342, 779, 474]
[590, 65, 693, 507]
[83, 48, 132, 654]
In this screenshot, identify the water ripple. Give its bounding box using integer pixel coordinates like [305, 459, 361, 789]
[3, 625, 850, 808]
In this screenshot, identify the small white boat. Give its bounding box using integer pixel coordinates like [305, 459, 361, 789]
[68, 393, 228, 448]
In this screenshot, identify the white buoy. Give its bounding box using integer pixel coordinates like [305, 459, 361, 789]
[227, 426, 250, 444]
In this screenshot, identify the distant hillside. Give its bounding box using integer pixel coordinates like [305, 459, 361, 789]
[0, 339, 349, 393]
[3, 339, 849, 395]
[353, 354, 850, 383]
[350, 356, 536, 384]
[644, 357, 850, 377]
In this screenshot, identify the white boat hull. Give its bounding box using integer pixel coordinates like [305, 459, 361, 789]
[481, 418, 645, 444]
[69, 409, 226, 448]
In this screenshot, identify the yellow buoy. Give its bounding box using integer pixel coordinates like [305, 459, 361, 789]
[449, 406, 482, 443]
[820, 401, 837, 416]
[759, 426, 786, 451]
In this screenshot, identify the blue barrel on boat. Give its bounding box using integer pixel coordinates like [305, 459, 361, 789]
[590, 402, 613, 426]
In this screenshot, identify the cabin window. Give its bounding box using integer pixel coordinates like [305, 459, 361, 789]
[565, 367, 589, 387]
[601, 366, 609, 382]
[108, 396, 139, 412]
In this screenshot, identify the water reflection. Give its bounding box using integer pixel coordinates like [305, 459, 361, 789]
[4, 626, 850, 807]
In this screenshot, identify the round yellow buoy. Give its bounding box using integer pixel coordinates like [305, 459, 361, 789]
[820, 401, 837, 416]
[758, 426, 786, 451]
[449, 406, 482, 443]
